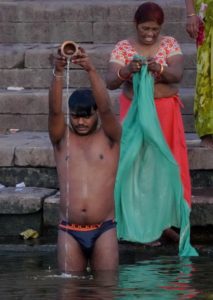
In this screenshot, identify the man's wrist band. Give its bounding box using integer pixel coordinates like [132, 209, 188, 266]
[52, 68, 63, 78]
[187, 13, 197, 17]
[117, 68, 130, 81]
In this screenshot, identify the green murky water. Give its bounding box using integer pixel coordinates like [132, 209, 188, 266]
[0, 249, 213, 299]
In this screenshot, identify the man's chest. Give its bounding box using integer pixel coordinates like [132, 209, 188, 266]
[55, 134, 117, 166]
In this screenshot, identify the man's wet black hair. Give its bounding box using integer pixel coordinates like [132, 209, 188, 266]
[68, 89, 97, 117]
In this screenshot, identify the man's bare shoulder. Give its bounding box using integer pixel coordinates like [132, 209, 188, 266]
[54, 126, 119, 152]
[96, 126, 120, 147]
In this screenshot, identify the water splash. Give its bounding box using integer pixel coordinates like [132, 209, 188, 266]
[46, 273, 94, 280]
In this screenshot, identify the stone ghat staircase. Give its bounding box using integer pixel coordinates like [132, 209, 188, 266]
[0, 0, 212, 241]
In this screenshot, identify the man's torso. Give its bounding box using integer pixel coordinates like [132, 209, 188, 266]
[54, 127, 119, 225]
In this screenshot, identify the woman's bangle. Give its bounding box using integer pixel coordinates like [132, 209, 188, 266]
[187, 13, 197, 17]
[159, 64, 164, 75]
[52, 68, 63, 78]
[117, 68, 130, 81]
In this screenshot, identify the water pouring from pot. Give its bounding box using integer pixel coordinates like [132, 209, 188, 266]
[60, 41, 79, 58]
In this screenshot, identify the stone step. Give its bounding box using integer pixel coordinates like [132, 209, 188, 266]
[191, 188, 213, 226]
[0, 186, 212, 236]
[0, 43, 196, 89]
[0, 187, 57, 236]
[0, 43, 196, 70]
[0, 1, 195, 44]
[0, 131, 212, 190]
[0, 132, 209, 171]
[0, 87, 195, 132]
[43, 188, 213, 228]
[0, 67, 196, 90]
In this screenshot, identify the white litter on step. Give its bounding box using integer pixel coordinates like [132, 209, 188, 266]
[9, 129, 20, 133]
[15, 182, 26, 191]
[7, 87, 24, 91]
[0, 183, 5, 189]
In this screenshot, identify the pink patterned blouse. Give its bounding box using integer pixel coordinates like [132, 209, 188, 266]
[109, 36, 182, 66]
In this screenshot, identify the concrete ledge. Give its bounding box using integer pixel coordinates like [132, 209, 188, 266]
[0, 43, 196, 91]
[0, 67, 196, 89]
[0, 87, 195, 114]
[0, 166, 211, 192]
[0, 131, 212, 170]
[0, 213, 43, 237]
[188, 147, 213, 170]
[0, 166, 58, 189]
[0, 131, 55, 167]
[0, 1, 187, 23]
[0, 1, 194, 44]
[43, 188, 213, 228]
[0, 87, 195, 132]
[0, 43, 196, 70]
[0, 186, 211, 237]
[0, 41, 196, 131]
[0, 243, 212, 259]
[43, 191, 60, 227]
[0, 186, 56, 214]
[191, 188, 213, 226]
[0, 186, 56, 236]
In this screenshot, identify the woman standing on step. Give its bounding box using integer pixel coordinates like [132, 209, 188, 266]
[185, 0, 213, 148]
[105, 2, 194, 248]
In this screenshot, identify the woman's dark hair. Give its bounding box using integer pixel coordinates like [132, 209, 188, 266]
[69, 89, 97, 117]
[134, 2, 164, 26]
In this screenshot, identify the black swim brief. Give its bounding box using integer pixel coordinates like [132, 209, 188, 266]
[58, 219, 116, 257]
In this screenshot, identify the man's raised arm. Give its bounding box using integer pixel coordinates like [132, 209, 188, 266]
[48, 52, 67, 145]
[72, 48, 122, 143]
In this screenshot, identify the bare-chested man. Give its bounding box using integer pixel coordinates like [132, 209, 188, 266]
[48, 47, 121, 273]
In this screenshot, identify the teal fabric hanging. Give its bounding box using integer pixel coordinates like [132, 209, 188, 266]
[115, 57, 198, 256]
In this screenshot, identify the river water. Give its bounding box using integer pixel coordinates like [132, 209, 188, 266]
[0, 246, 213, 300]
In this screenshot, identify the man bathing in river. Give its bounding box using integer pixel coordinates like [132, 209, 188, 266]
[48, 47, 121, 273]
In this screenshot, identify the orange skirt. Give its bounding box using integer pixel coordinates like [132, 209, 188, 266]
[119, 93, 191, 206]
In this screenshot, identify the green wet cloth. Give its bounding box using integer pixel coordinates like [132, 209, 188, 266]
[115, 61, 198, 256]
